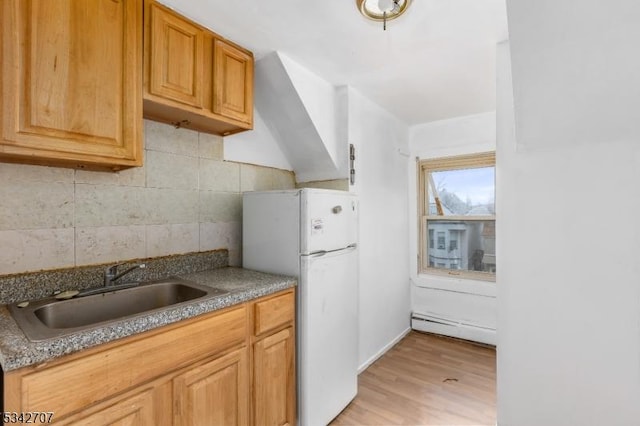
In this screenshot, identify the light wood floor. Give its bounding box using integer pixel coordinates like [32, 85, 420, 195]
[330, 331, 496, 426]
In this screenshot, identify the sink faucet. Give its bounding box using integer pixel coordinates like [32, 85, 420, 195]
[104, 263, 146, 287]
[76, 263, 148, 298]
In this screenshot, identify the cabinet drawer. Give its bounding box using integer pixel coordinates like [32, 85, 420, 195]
[254, 290, 295, 336]
[9, 305, 247, 420]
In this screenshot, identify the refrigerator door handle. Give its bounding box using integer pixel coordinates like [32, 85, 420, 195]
[305, 244, 357, 257]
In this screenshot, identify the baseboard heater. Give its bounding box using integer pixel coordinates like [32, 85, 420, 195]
[411, 314, 496, 346]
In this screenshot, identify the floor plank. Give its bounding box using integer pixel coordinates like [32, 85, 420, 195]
[330, 331, 496, 426]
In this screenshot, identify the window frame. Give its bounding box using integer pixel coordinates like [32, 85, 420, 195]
[417, 152, 496, 281]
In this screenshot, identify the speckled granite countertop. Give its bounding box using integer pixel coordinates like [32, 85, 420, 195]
[0, 267, 296, 372]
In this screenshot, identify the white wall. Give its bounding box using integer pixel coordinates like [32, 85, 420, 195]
[498, 1, 640, 423]
[408, 112, 497, 344]
[251, 52, 348, 183]
[279, 54, 349, 176]
[409, 112, 496, 160]
[348, 88, 412, 370]
[508, 1, 640, 151]
[223, 109, 293, 170]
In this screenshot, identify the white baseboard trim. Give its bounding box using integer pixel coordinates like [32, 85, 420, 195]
[357, 327, 411, 374]
[411, 315, 496, 346]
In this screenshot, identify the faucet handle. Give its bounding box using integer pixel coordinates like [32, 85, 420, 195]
[103, 263, 147, 287]
[104, 263, 124, 277]
[111, 263, 147, 283]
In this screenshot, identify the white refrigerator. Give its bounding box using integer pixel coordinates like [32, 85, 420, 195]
[243, 189, 359, 426]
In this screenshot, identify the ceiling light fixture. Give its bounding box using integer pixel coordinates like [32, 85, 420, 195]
[356, 0, 411, 31]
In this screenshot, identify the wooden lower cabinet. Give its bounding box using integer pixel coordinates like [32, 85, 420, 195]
[174, 348, 249, 426]
[2, 289, 295, 426]
[253, 327, 295, 426]
[56, 385, 168, 426]
[79, 389, 157, 426]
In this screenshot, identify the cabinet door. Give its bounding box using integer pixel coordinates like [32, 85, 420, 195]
[174, 348, 249, 426]
[56, 387, 161, 426]
[148, 1, 204, 108]
[254, 327, 296, 426]
[0, 0, 142, 169]
[213, 39, 254, 124]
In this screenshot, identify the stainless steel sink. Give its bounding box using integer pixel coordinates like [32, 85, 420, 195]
[8, 278, 227, 341]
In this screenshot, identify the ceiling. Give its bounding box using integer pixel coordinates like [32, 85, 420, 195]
[160, 0, 508, 126]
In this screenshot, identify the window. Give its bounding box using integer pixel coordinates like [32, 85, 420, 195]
[418, 152, 496, 280]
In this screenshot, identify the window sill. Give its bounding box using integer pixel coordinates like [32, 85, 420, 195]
[423, 267, 495, 282]
[412, 272, 497, 297]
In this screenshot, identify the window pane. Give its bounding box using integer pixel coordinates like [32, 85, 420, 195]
[426, 219, 496, 273]
[428, 167, 495, 216]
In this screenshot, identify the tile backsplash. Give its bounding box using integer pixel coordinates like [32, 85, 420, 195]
[0, 120, 295, 275]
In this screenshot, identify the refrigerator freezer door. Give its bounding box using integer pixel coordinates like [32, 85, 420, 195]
[301, 190, 358, 254]
[299, 247, 358, 426]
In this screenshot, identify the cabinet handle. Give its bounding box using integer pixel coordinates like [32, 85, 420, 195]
[173, 119, 191, 129]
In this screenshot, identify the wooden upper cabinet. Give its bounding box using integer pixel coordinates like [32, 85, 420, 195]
[213, 39, 254, 125]
[0, 0, 143, 170]
[143, 0, 254, 136]
[148, 2, 204, 108]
